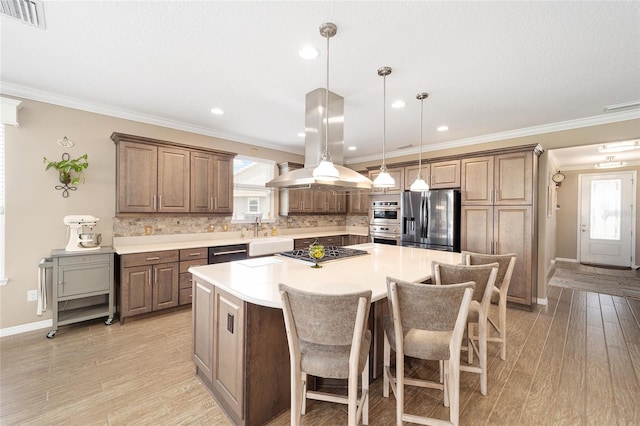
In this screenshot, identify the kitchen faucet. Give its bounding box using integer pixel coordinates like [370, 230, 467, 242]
[254, 216, 261, 237]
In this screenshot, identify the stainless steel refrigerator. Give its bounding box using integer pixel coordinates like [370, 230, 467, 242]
[400, 189, 461, 251]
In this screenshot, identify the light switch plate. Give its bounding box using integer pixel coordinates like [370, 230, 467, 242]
[27, 290, 37, 302]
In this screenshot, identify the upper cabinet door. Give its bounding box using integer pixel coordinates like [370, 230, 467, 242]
[461, 156, 494, 205]
[190, 151, 214, 213]
[117, 142, 158, 213]
[212, 155, 233, 213]
[430, 160, 460, 189]
[157, 147, 190, 213]
[494, 151, 533, 205]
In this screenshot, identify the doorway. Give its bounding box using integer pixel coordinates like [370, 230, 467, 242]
[578, 171, 636, 267]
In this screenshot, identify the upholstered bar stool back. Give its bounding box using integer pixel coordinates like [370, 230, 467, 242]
[383, 277, 474, 426]
[462, 251, 516, 361]
[279, 284, 372, 426]
[432, 261, 498, 396]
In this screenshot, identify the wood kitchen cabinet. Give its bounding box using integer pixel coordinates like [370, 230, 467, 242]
[404, 164, 431, 190]
[157, 146, 190, 213]
[179, 247, 208, 306]
[118, 250, 180, 323]
[461, 151, 533, 205]
[461, 205, 533, 305]
[112, 133, 235, 215]
[288, 189, 315, 213]
[192, 276, 290, 425]
[313, 191, 347, 214]
[190, 151, 233, 213]
[368, 168, 404, 194]
[115, 141, 189, 213]
[460, 145, 541, 307]
[348, 190, 369, 214]
[115, 141, 158, 213]
[213, 288, 245, 418]
[429, 159, 460, 189]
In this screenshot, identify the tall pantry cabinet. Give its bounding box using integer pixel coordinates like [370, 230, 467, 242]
[460, 146, 542, 306]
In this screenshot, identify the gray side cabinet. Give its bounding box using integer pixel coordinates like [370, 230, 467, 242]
[48, 247, 115, 338]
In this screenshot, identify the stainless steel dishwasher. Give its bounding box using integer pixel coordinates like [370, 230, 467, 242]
[208, 244, 248, 264]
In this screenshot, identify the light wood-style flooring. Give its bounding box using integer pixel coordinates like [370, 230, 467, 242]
[2, 270, 639, 425]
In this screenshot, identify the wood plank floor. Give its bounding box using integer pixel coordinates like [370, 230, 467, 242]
[2, 274, 639, 425]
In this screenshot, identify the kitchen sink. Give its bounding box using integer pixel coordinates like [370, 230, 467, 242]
[248, 237, 294, 257]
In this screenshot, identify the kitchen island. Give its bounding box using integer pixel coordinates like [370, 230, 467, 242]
[189, 243, 460, 425]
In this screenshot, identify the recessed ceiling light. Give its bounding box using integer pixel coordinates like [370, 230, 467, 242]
[437, 125, 449, 132]
[297, 132, 305, 138]
[598, 139, 639, 153]
[348, 146, 357, 151]
[211, 108, 224, 115]
[391, 100, 405, 109]
[299, 46, 319, 60]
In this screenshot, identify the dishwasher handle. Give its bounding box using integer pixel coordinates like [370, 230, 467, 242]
[212, 249, 247, 256]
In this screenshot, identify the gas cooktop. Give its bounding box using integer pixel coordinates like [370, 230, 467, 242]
[278, 246, 369, 264]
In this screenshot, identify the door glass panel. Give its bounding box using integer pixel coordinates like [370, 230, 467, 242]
[590, 179, 621, 240]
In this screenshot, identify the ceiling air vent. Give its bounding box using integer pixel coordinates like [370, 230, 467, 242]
[0, 0, 45, 29]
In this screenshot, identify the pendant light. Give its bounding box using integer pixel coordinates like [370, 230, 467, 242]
[312, 22, 340, 181]
[410, 92, 430, 192]
[373, 66, 395, 188]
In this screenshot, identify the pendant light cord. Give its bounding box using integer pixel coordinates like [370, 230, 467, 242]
[382, 72, 387, 170]
[324, 30, 330, 161]
[418, 95, 423, 177]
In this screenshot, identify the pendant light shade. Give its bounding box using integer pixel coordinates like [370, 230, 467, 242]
[410, 92, 430, 192]
[312, 22, 340, 182]
[373, 66, 396, 188]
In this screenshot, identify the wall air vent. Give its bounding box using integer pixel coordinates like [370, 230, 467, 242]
[0, 0, 45, 29]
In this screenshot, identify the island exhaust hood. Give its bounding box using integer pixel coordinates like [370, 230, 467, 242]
[266, 88, 373, 191]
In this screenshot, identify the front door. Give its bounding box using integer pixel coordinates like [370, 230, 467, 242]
[579, 171, 635, 267]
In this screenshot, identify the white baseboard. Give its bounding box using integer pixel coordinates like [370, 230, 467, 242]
[554, 257, 578, 263]
[536, 298, 548, 306]
[0, 319, 52, 337]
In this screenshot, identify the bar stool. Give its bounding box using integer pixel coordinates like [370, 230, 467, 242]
[432, 261, 498, 396]
[279, 284, 372, 426]
[383, 277, 474, 426]
[461, 251, 517, 361]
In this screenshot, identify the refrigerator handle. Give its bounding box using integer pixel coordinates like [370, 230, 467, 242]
[422, 194, 428, 239]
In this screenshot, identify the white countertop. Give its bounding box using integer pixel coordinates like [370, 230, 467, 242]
[189, 243, 462, 308]
[113, 227, 369, 255]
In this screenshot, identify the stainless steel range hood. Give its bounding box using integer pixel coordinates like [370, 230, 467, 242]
[266, 88, 373, 191]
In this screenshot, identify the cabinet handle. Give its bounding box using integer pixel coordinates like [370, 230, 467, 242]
[227, 313, 234, 334]
[153, 195, 157, 210]
[209, 197, 212, 210]
[188, 252, 201, 257]
[158, 195, 162, 210]
[214, 197, 218, 210]
[146, 256, 160, 261]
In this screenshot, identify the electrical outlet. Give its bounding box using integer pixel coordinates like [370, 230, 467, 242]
[144, 225, 152, 235]
[27, 290, 37, 302]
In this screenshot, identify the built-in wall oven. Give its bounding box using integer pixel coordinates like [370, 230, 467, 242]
[370, 200, 400, 225]
[369, 199, 401, 245]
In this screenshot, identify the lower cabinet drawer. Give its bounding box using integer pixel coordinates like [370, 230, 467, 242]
[179, 272, 193, 289]
[179, 288, 192, 306]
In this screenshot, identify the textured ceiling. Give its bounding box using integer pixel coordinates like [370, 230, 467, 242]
[1, 1, 639, 168]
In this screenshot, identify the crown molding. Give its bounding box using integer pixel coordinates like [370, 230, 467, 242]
[346, 109, 640, 165]
[1, 81, 636, 165]
[0, 81, 304, 156]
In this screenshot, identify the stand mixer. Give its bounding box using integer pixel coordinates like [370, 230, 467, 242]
[64, 215, 102, 252]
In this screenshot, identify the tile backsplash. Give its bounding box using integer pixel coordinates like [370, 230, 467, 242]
[113, 214, 369, 237]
